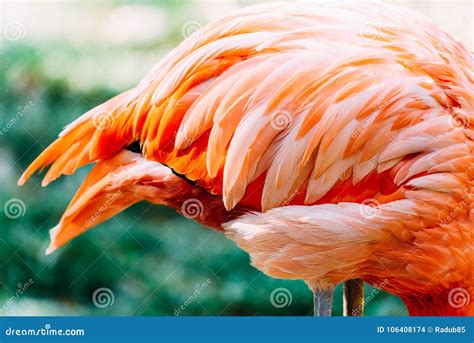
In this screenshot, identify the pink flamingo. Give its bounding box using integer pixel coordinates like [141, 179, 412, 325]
[19, 2, 473, 316]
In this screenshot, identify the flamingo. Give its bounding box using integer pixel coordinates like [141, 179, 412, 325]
[18, 2, 473, 316]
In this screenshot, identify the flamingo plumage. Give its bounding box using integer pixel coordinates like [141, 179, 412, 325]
[18, 2, 473, 316]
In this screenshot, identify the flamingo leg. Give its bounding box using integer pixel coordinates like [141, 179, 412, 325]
[313, 287, 334, 316]
[343, 279, 364, 316]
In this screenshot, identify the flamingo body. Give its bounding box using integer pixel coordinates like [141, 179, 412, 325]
[18, 3, 473, 315]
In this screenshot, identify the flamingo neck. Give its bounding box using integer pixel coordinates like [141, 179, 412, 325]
[155, 175, 249, 231]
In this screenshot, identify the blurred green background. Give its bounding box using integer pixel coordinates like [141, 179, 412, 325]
[4, 0, 470, 316]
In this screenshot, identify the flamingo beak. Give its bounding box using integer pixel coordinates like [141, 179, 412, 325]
[45, 151, 171, 254]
